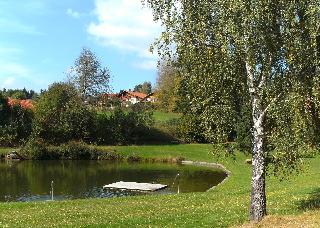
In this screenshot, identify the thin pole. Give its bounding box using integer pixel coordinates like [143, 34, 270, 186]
[172, 173, 180, 194]
[51, 181, 54, 201]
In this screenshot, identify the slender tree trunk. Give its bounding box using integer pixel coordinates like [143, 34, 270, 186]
[250, 95, 267, 221]
[246, 62, 267, 221]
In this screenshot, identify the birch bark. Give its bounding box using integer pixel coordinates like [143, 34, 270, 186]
[246, 62, 267, 221]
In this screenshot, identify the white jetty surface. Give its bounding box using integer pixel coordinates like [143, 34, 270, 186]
[103, 181, 168, 192]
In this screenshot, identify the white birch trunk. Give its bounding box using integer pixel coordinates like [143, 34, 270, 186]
[246, 62, 267, 221]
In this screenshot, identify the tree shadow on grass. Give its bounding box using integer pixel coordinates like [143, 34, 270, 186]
[132, 128, 180, 145]
[298, 188, 320, 211]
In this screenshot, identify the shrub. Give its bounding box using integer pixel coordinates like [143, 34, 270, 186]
[58, 141, 94, 160]
[97, 150, 124, 161]
[0, 126, 18, 147]
[94, 105, 154, 145]
[21, 139, 100, 160]
[20, 138, 56, 160]
[0, 93, 10, 125]
[178, 114, 207, 143]
[33, 83, 95, 144]
[0, 95, 34, 147]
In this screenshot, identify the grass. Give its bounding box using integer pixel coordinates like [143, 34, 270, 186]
[96, 110, 181, 123]
[0, 144, 319, 227]
[238, 211, 320, 227]
[106, 144, 215, 161]
[0, 147, 13, 155]
[153, 111, 181, 123]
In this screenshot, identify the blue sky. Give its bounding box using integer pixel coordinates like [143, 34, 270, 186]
[0, 0, 161, 92]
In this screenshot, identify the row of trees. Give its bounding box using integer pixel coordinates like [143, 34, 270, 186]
[133, 81, 152, 94]
[144, 0, 320, 221]
[0, 83, 154, 147]
[1, 88, 38, 100]
[0, 93, 34, 146]
[0, 48, 155, 147]
[33, 83, 154, 145]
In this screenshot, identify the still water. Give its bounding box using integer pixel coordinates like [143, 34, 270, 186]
[0, 160, 227, 202]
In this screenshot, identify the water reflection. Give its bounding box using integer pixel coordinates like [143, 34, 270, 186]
[0, 160, 227, 202]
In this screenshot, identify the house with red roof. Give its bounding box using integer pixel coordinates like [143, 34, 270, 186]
[99, 90, 157, 108]
[118, 90, 148, 104]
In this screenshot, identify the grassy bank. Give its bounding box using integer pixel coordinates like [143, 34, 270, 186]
[0, 148, 12, 154]
[153, 111, 181, 123]
[0, 148, 13, 158]
[0, 144, 319, 227]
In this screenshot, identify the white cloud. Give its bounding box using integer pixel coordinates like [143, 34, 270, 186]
[67, 8, 81, 19]
[87, 0, 161, 70]
[0, 62, 31, 77]
[3, 77, 16, 87]
[132, 60, 157, 70]
[0, 18, 42, 35]
[0, 61, 47, 90]
[0, 43, 49, 90]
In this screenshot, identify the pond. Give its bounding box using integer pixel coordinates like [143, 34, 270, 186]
[0, 160, 227, 202]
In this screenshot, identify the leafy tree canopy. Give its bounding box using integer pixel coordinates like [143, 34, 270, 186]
[144, 0, 320, 221]
[33, 83, 94, 144]
[155, 61, 181, 112]
[68, 48, 111, 101]
[1, 88, 37, 100]
[134, 81, 152, 94]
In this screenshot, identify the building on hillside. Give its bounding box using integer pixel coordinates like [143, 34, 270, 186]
[143, 93, 157, 103]
[118, 90, 148, 105]
[99, 90, 157, 108]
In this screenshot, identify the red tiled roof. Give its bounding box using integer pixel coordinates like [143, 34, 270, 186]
[127, 91, 147, 99]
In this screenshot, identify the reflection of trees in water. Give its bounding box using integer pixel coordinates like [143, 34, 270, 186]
[0, 161, 227, 201]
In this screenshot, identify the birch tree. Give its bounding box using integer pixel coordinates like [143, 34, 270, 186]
[68, 48, 111, 101]
[144, 0, 320, 221]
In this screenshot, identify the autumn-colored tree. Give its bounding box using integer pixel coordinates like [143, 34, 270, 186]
[155, 61, 181, 112]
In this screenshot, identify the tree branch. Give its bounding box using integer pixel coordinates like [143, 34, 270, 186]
[253, 93, 282, 128]
[246, 61, 255, 95]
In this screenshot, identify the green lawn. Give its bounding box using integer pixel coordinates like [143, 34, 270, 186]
[0, 144, 319, 227]
[153, 111, 181, 123]
[96, 110, 181, 123]
[0, 147, 12, 155]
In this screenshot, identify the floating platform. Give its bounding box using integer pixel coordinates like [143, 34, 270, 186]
[103, 181, 168, 192]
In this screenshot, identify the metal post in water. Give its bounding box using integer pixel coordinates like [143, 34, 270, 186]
[51, 180, 54, 201]
[172, 173, 180, 194]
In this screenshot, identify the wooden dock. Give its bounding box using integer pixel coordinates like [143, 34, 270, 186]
[103, 181, 168, 192]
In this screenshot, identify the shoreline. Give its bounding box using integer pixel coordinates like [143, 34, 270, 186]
[181, 160, 231, 191]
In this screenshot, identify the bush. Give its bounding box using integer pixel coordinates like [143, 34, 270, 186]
[33, 83, 95, 144]
[0, 93, 10, 125]
[0, 94, 34, 146]
[21, 139, 99, 160]
[95, 105, 154, 145]
[178, 114, 207, 143]
[11, 105, 34, 144]
[0, 126, 18, 147]
[58, 141, 94, 160]
[20, 138, 56, 160]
